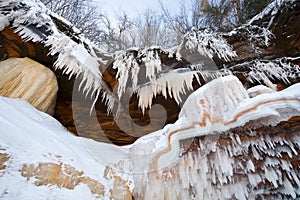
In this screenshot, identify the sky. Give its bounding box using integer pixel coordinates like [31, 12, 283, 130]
[100, 0, 182, 20]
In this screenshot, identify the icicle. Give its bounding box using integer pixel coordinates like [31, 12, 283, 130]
[179, 29, 237, 62]
[90, 88, 100, 115]
[282, 176, 297, 198]
[246, 160, 255, 172]
[142, 50, 162, 80]
[0, 14, 9, 31]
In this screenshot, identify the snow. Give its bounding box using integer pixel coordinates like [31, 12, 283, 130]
[112, 44, 233, 114]
[0, 0, 114, 113]
[140, 74, 300, 159]
[0, 0, 54, 41]
[0, 0, 300, 198]
[0, 96, 132, 199]
[0, 0, 239, 114]
[228, 58, 300, 91]
[143, 50, 162, 80]
[247, 85, 275, 98]
[248, 0, 295, 27]
[0, 14, 9, 31]
[282, 176, 297, 198]
[45, 33, 102, 96]
[2, 0, 296, 119]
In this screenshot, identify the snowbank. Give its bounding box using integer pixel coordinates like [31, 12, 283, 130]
[0, 96, 132, 199]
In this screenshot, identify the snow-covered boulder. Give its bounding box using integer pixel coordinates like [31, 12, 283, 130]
[0, 57, 58, 114]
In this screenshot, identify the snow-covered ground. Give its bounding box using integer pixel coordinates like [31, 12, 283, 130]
[0, 96, 132, 200]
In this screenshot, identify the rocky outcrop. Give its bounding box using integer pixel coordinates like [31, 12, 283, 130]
[0, 150, 9, 171]
[21, 162, 105, 198]
[0, 57, 58, 114]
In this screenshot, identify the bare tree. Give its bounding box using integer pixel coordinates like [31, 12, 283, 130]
[160, 0, 272, 35]
[41, 0, 271, 52]
[40, 0, 104, 44]
[159, 0, 208, 43]
[99, 9, 177, 52]
[134, 9, 176, 48]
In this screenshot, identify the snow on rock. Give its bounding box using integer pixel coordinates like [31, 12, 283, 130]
[246, 59, 299, 88]
[0, 14, 9, 31]
[0, 0, 239, 114]
[0, 96, 132, 200]
[226, 24, 274, 49]
[248, 0, 296, 27]
[0, 0, 54, 42]
[228, 57, 300, 90]
[45, 33, 102, 98]
[1, 0, 296, 117]
[131, 75, 300, 199]
[112, 47, 232, 113]
[247, 85, 275, 98]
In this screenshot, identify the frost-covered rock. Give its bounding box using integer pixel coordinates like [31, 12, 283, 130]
[0, 0, 236, 115]
[0, 57, 58, 114]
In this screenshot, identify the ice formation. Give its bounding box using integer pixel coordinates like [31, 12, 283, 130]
[247, 85, 275, 98]
[0, 0, 300, 199]
[182, 28, 237, 61]
[0, 1, 300, 198]
[131, 75, 300, 199]
[0, 0, 109, 112]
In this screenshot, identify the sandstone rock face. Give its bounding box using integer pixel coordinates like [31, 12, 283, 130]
[21, 162, 106, 198]
[0, 57, 58, 114]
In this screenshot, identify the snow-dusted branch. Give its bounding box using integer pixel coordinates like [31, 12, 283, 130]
[178, 28, 237, 61]
[228, 58, 300, 90]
